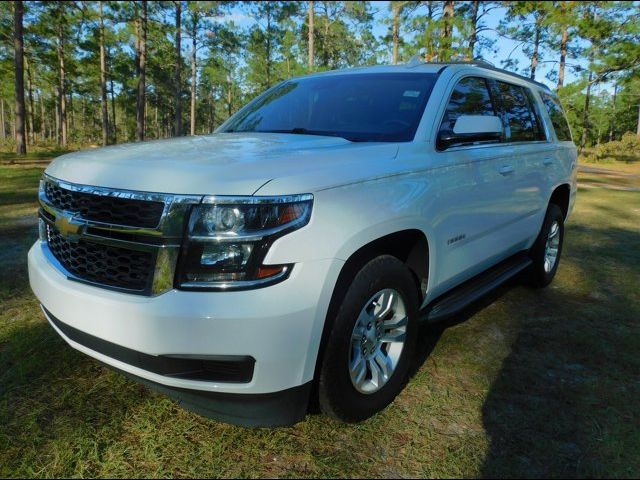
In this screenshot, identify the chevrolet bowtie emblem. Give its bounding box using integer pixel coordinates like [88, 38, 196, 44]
[55, 213, 84, 239]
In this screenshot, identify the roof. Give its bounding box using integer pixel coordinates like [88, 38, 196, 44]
[426, 60, 552, 91]
[296, 60, 552, 92]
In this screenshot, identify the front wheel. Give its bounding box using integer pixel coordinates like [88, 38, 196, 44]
[526, 203, 565, 288]
[318, 255, 419, 422]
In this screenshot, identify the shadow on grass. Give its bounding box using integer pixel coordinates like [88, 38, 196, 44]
[479, 225, 640, 478]
[0, 166, 43, 207]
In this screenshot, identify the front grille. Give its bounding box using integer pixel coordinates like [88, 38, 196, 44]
[44, 181, 165, 228]
[46, 224, 155, 291]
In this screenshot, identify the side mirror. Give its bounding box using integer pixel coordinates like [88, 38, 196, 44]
[438, 115, 503, 150]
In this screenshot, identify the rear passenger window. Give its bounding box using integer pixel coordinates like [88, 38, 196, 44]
[437, 76, 498, 149]
[540, 92, 573, 141]
[496, 82, 544, 142]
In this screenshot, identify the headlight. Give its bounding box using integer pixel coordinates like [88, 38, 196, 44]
[176, 194, 313, 290]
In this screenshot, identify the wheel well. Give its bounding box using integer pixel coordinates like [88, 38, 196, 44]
[342, 230, 429, 298]
[550, 184, 570, 219]
[308, 230, 429, 412]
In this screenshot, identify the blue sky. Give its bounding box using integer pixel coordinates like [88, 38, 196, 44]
[215, 1, 590, 90]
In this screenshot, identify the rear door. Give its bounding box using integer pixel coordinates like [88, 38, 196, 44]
[490, 80, 552, 246]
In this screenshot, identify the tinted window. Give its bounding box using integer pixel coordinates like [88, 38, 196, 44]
[221, 73, 437, 142]
[438, 76, 497, 147]
[496, 82, 542, 142]
[524, 89, 547, 140]
[540, 92, 573, 141]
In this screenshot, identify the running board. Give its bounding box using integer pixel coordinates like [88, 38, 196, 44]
[421, 253, 532, 323]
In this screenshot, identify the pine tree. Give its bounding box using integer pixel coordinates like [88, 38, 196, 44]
[13, 0, 26, 154]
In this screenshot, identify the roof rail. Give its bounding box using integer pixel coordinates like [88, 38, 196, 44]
[405, 58, 551, 91]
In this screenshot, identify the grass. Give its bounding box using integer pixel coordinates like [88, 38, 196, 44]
[1, 151, 639, 477]
[0, 147, 76, 165]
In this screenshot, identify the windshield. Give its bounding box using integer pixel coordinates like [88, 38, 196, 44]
[221, 73, 438, 142]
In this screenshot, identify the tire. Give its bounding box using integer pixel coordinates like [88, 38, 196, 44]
[318, 255, 420, 422]
[526, 203, 565, 288]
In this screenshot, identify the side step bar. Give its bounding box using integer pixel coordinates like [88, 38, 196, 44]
[421, 253, 533, 323]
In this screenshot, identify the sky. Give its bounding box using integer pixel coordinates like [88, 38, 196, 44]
[213, 1, 591, 90]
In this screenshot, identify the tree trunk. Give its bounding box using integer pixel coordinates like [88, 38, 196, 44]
[174, 1, 182, 136]
[99, 1, 109, 146]
[57, 9, 68, 147]
[425, 1, 436, 61]
[580, 70, 593, 152]
[442, 1, 454, 59]
[227, 75, 232, 117]
[136, 1, 147, 141]
[322, 13, 330, 67]
[530, 11, 541, 80]
[81, 96, 86, 142]
[190, 16, 197, 136]
[392, 3, 400, 64]
[54, 96, 59, 141]
[210, 93, 215, 133]
[265, 4, 272, 88]
[68, 91, 74, 133]
[25, 56, 35, 145]
[308, 1, 314, 70]
[469, 0, 479, 59]
[110, 77, 117, 142]
[609, 81, 617, 142]
[557, 9, 568, 88]
[1, 98, 6, 139]
[39, 92, 46, 142]
[636, 101, 640, 139]
[14, 0, 26, 154]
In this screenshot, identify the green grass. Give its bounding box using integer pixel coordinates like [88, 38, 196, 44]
[0, 148, 75, 164]
[1, 162, 639, 478]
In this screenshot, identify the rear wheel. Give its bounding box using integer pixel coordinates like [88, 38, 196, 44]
[318, 255, 419, 422]
[526, 203, 565, 288]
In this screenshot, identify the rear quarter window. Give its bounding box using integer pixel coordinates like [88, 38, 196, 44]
[540, 92, 573, 141]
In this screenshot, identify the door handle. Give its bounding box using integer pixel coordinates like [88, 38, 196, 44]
[543, 157, 553, 166]
[498, 165, 515, 175]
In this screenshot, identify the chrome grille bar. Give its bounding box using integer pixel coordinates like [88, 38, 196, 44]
[39, 174, 203, 296]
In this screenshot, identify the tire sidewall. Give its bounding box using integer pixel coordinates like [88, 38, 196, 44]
[318, 255, 419, 422]
[531, 204, 565, 287]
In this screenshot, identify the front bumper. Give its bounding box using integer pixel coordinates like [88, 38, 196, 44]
[29, 241, 343, 425]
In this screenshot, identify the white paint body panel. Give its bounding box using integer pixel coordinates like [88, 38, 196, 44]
[29, 63, 578, 395]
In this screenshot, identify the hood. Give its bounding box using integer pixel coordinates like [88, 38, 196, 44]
[45, 133, 400, 196]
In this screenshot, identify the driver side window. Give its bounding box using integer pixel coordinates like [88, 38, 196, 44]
[437, 76, 498, 150]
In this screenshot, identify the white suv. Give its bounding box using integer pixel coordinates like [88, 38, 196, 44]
[28, 62, 577, 426]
